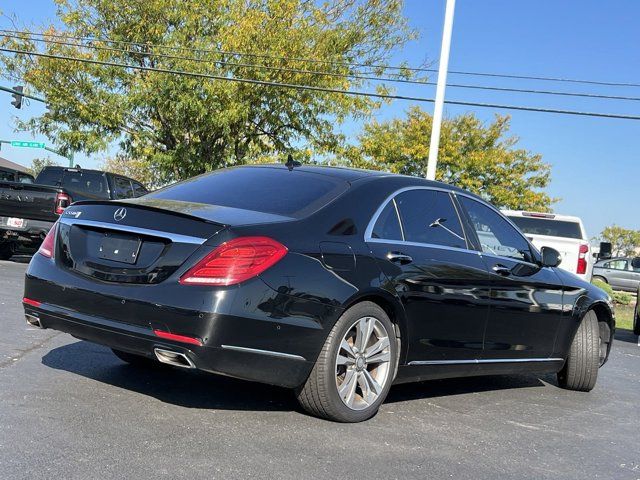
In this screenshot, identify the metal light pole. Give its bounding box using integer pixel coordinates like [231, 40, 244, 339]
[426, 0, 456, 181]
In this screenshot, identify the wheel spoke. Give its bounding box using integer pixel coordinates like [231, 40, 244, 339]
[362, 369, 383, 396]
[338, 369, 358, 407]
[340, 339, 356, 358]
[364, 337, 390, 364]
[336, 354, 355, 366]
[355, 317, 375, 353]
[357, 371, 373, 405]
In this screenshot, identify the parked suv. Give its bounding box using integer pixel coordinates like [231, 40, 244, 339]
[502, 210, 593, 281]
[0, 166, 147, 259]
[592, 257, 640, 292]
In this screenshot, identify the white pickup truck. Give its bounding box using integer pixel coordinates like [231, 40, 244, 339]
[502, 210, 593, 282]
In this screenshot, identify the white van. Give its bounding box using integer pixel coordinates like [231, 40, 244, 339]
[501, 210, 593, 282]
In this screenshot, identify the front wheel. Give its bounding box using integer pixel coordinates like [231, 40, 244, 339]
[296, 301, 398, 422]
[557, 310, 600, 392]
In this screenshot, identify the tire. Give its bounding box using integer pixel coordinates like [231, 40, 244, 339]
[592, 275, 607, 284]
[111, 348, 161, 368]
[557, 310, 600, 392]
[0, 243, 14, 260]
[633, 286, 640, 336]
[296, 301, 398, 422]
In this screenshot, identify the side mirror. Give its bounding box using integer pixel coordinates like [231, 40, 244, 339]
[598, 242, 612, 260]
[540, 246, 562, 267]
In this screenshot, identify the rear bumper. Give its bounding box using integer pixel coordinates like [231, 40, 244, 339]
[0, 216, 53, 245]
[24, 300, 315, 388]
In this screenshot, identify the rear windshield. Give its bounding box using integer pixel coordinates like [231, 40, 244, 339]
[37, 169, 109, 199]
[507, 216, 583, 239]
[147, 167, 349, 218]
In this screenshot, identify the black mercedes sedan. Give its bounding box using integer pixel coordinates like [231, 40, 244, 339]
[23, 165, 614, 422]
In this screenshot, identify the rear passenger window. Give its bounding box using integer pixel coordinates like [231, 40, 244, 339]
[371, 200, 403, 241]
[114, 177, 134, 199]
[394, 190, 466, 249]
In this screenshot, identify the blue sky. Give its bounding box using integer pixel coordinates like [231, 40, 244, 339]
[1, 0, 638, 238]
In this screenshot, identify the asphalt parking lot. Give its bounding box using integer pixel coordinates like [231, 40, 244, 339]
[1, 259, 639, 480]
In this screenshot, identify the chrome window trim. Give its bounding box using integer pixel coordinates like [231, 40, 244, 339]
[364, 185, 470, 251]
[408, 357, 564, 366]
[220, 344, 307, 362]
[57, 217, 206, 245]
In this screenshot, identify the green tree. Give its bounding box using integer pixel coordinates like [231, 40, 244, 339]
[341, 107, 555, 211]
[600, 225, 640, 256]
[1, 0, 415, 184]
[27, 157, 60, 177]
[101, 155, 164, 190]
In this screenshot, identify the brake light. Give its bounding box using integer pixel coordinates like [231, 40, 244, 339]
[180, 236, 288, 286]
[38, 222, 58, 258]
[55, 193, 71, 214]
[577, 243, 589, 274]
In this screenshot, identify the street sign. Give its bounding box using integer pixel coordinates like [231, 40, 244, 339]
[10, 141, 46, 148]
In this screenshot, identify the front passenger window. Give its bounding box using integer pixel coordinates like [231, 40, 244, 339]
[460, 197, 533, 262]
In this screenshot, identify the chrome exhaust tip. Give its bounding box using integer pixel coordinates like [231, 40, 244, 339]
[25, 313, 43, 329]
[154, 348, 195, 369]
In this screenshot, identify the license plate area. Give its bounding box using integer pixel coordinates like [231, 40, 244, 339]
[98, 232, 141, 265]
[7, 217, 24, 228]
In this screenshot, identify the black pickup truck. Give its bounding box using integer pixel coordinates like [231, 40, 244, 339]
[0, 166, 147, 259]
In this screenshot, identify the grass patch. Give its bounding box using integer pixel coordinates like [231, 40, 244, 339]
[616, 304, 635, 331]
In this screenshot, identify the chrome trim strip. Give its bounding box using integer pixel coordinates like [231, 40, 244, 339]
[220, 344, 306, 361]
[366, 237, 480, 255]
[408, 357, 564, 366]
[58, 218, 206, 245]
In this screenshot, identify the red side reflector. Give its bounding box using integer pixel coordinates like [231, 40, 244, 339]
[153, 329, 203, 346]
[38, 222, 58, 258]
[23, 297, 41, 308]
[180, 236, 288, 286]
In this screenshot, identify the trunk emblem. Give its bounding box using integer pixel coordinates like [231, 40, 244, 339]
[114, 207, 127, 221]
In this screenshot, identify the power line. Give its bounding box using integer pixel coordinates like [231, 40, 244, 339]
[2, 31, 640, 103]
[1, 47, 640, 121]
[0, 84, 45, 102]
[3, 28, 640, 89]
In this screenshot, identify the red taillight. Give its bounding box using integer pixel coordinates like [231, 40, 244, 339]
[38, 222, 58, 258]
[23, 297, 41, 307]
[153, 329, 203, 346]
[55, 193, 71, 215]
[577, 243, 589, 274]
[180, 236, 288, 286]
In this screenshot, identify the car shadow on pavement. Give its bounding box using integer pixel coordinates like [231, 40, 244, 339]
[42, 340, 297, 412]
[42, 340, 554, 413]
[614, 328, 639, 344]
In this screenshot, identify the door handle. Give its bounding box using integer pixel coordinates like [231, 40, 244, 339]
[387, 251, 413, 265]
[492, 264, 511, 276]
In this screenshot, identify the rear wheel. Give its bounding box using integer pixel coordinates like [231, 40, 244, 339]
[0, 243, 14, 260]
[296, 301, 398, 422]
[111, 349, 160, 368]
[557, 310, 600, 392]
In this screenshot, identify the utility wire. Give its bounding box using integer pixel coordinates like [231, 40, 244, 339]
[3, 28, 640, 89]
[2, 32, 640, 103]
[0, 84, 45, 102]
[2, 46, 640, 121]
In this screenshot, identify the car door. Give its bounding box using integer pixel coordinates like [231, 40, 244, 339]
[457, 195, 564, 360]
[366, 188, 492, 363]
[603, 259, 628, 290]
